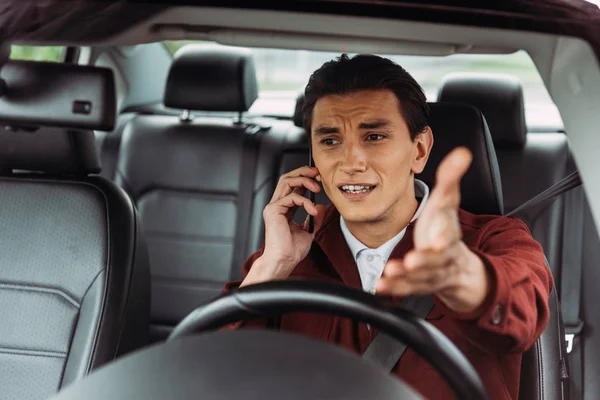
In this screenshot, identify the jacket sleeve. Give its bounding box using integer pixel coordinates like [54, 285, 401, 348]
[435, 216, 554, 355]
[220, 248, 279, 331]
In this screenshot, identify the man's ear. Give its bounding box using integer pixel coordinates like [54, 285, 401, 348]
[411, 126, 434, 175]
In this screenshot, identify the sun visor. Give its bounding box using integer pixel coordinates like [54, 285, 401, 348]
[0, 60, 116, 131]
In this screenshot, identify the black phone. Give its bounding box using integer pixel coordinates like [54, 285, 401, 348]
[308, 147, 316, 233]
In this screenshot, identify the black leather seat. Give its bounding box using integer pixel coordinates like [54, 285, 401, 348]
[0, 124, 150, 396]
[115, 45, 292, 341]
[437, 73, 572, 278]
[289, 94, 568, 400]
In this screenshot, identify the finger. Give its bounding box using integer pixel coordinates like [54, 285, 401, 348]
[383, 250, 451, 279]
[376, 264, 458, 295]
[267, 192, 318, 218]
[280, 166, 320, 182]
[271, 175, 321, 202]
[302, 204, 327, 232]
[413, 207, 462, 251]
[392, 261, 454, 286]
[428, 147, 472, 208]
[435, 147, 472, 194]
[404, 248, 452, 271]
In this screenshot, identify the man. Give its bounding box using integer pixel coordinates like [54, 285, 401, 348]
[223, 54, 552, 399]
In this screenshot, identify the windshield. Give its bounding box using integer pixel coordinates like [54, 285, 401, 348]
[164, 40, 563, 131]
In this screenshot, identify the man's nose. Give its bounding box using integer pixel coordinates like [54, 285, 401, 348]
[339, 141, 367, 174]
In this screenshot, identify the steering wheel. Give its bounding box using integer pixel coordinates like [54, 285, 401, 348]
[51, 280, 488, 400]
[168, 280, 488, 400]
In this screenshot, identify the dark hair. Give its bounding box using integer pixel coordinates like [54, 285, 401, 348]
[303, 54, 430, 140]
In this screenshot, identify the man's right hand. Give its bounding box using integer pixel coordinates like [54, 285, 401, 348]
[241, 166, 326, 287]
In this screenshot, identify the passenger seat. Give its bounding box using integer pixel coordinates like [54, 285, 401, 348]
[0, 60, 150, 399]
[437, 73, 571, 278]
[115, 45, 291, 340]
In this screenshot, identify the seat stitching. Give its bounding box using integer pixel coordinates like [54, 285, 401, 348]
[0, 347, 67, 359]
[0, 283, 80, 309]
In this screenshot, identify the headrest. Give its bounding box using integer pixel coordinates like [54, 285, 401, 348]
[437, 73, 527, 149]
[0, 60, 116, 131]
[164, 45, 258, 112]
[418, 102, 503, 215]
[0, 128, 100, 175]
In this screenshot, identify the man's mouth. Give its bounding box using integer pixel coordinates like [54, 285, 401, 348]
[339, 184, 376, 194]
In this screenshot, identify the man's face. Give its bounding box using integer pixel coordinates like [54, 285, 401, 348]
[311, 89, 432, 224]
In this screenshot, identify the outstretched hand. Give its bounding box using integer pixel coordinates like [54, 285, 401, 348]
[376, 147, 491, 314]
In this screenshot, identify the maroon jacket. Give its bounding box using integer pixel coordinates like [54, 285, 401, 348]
[223, 206, 553, 399]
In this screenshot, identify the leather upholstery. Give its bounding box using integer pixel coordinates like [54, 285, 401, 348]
[117, 46, 291, 341]
[519, 285, 569, 400]
[116, 116, 291, 338]
[420, 102, 503, 215]
[0, 127, 101, 175]
[94, 112, 137, 180]
[164, 45, 258, 112]
[0, 128, 150, 400]
[494, 134, 571, 276]
[437, 72, 527, 148]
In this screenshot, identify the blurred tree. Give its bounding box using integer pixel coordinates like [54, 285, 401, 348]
[163, 41, 210, 55]
[10, 45, 64, 62]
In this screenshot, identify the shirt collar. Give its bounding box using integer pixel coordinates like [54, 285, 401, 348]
[340, 179, 430, 261]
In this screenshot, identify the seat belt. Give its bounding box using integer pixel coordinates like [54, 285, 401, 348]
[503, 171, 581, 218]
[362, 170, 582, 372]
[561, 185, 585, 400]
[504, 171, 585, 378]
[362, 295, 435, 371]
[559, 185, 584, 351]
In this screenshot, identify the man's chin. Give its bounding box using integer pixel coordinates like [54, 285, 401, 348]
[329, 190, 387, 223]
[336, 205, 383, 224]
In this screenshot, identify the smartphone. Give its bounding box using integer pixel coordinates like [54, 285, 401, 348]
[307, 147, 316, 233]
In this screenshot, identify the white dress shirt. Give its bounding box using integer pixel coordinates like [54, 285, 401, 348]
[340, 179, 430, 294]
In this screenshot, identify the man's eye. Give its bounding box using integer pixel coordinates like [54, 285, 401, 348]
[366, 133, 386, 141]
[321, 138, 340, 146]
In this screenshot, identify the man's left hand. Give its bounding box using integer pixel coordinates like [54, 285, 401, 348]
[375, 147, 491, 314]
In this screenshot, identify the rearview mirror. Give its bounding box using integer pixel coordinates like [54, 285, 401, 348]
[0, 60, 116, 131]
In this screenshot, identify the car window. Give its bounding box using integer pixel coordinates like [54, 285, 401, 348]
[10, 45, 65, 63]
[164, 40, 563, 131]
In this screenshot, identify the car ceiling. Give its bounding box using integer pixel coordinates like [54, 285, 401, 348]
[3, 0, 600, 229]
[3, 1, 599, 47]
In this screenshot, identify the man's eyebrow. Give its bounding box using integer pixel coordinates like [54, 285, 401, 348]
[314, 126, 339, 136]
[313, 120, 391, 135]
[359, 119, 390, 129]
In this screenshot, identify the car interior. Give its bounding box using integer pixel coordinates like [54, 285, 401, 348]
[0, 55, 150, 399]
[1, 1, 600, 400]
